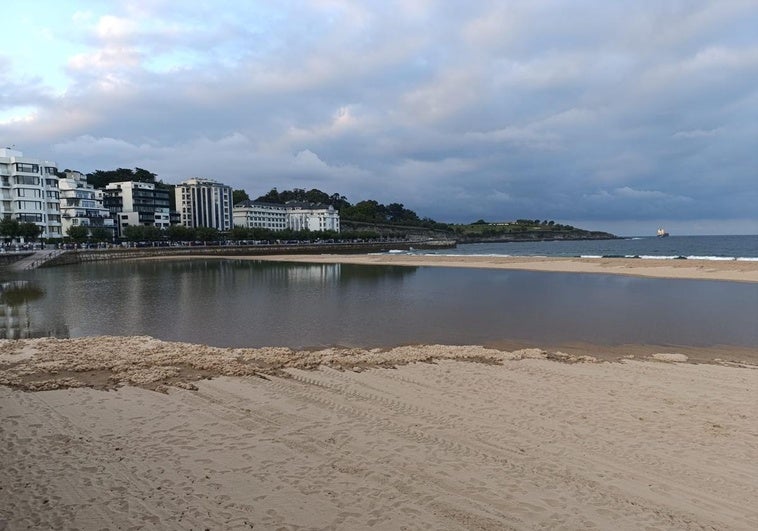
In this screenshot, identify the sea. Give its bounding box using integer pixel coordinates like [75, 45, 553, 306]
[5, 234, 757, 351]
[414, 235, 758, 261]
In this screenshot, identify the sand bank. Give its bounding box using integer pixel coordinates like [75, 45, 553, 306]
[229, 253, 758, 283]
[1, 337, 757, 529]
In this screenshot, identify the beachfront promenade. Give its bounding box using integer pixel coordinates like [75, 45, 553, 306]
[0, 239, 456, 270]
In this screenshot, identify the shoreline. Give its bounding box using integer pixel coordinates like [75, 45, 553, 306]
[1, 336, 756, 529]
[2, 336, 757, 393]
[223, 253, 758, 283]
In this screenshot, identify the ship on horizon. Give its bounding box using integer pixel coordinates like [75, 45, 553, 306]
[657, 227, 670, 238]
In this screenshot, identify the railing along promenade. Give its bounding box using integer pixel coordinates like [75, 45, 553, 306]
[24, 249, 65, 270]
[41, 239, 457, 268]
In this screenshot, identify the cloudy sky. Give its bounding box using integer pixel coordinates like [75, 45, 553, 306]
[2, 1, 757, 235]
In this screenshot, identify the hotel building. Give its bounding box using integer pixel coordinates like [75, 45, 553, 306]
[233, 200, 340, 232]
[232, 201, 288, 231]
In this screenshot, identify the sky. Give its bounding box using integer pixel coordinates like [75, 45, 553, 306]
[1, 1, 757, 236]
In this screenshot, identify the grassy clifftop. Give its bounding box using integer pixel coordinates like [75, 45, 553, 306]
[340, 219, 617, 242]
[450, 220, 617, 242]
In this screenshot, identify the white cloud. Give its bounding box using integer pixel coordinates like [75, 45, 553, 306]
[68, 47, 143, 71]
[95, 15, 139, 40]
[0, 106, 38, 126]
[673, 128, 723, 139]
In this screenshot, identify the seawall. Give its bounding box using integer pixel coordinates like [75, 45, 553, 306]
[41, 240, 456, 267]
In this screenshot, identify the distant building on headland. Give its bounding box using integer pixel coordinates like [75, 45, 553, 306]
[286, 201, 340, 232]
[175, 178, 233, 231]
[59, 171, 115, 238]
[233, 200, 340, 232]
[0, 148, 62, 239]
[103, 181, 171, 238]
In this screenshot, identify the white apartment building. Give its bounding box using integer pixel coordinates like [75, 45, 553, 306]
[0, 148, 62, 239]
[175, 178, 233, 231]
[103, 181, 171, 238]
[59, 171, 115, 237]
[233, 200, 340, 232]
[233, 201, 287, 230]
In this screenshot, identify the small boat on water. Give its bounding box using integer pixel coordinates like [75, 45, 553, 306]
[657, 227, 669, 238]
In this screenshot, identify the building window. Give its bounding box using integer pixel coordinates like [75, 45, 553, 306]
[13, 175, 40, 186]
[14, 163, 39, 174]
[15, 200, 43, 210]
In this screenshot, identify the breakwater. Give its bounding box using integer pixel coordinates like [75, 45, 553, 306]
[41, 239, 456, 267]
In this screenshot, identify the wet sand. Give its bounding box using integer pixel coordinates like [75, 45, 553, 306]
[235, 253, 758, 283]
[1, 337, 757, 529]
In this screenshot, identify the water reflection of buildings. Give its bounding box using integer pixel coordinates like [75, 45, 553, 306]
[0, 281, 69, 339]
[2, 260, 419, 345]
[286, 263, 341, 284]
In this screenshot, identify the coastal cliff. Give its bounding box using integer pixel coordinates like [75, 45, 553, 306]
[340, 220, 617, 244]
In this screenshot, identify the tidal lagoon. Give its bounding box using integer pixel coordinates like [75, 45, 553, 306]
[9, 258, 758, 350]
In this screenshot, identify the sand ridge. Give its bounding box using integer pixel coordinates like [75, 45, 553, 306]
[213, 253, 758, 283]
[0, 336, 586, 392]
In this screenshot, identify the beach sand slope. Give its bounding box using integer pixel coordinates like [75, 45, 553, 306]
[2, 345, 757, 529]
[243, 254, 758, 283]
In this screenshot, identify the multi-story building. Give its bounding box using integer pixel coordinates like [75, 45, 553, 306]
[0, 148, 62, 239]
[232, 200, 340, 232]
[175, 178, 233, 231]
[286, 202, 340, 232]
[232, 200, 288, 231]
[59, 171, 115, 238]
[103, 181, 171, 238]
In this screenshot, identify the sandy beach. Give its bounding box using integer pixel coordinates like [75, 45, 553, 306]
[2, 337, 757, 529]
[238, 253, 758, 283]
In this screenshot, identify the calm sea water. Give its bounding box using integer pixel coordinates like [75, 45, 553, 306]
[5, 258, 757, 349]
[417, 235, 758, 260]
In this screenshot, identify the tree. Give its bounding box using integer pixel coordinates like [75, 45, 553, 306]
[342, 200, 383, 223]
[122, 225, 145, 241]
[0, 218, 21, 241]
[304, 188, 330, 204]
[142, 225, 164, 242]
[232, 189, 250, 205]
[89, 227, 113, 242]
[87, 167, 159, 189]
[329, 193, 351, 211]
[66, 225, 89, 243]
[195, 226, 220, 243]
[166, 224, 195, 242]
[255, 188, 282, 204]
[18, 222, 42, 242]
[229, 226, 250, 241]
[133, 167, 157, 183]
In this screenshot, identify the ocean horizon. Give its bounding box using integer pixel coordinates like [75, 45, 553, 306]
[413, 234, 758, 261]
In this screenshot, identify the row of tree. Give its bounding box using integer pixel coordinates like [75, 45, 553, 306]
[253, 188, 449, 229]
[0, 218, 43, 242]
[63, 223, 385, 245]
[83, 167, 160, 189]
